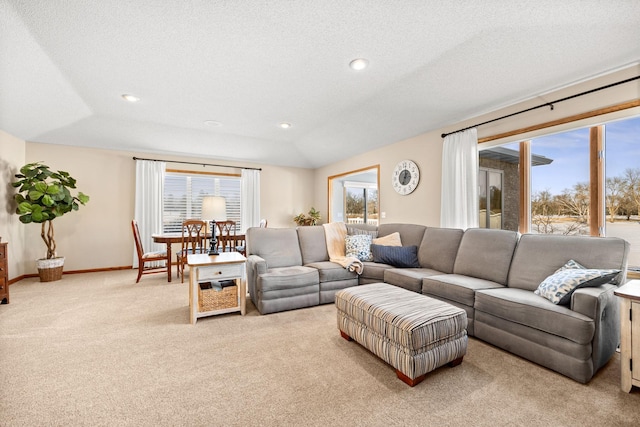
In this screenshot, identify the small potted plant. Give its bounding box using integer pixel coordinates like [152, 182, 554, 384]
[293, 207, 321, 226]
[12, 162, 90, 282]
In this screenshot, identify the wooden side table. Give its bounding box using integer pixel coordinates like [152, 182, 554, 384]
[614, 280, 640, 392]
[187, 252, 246, 324]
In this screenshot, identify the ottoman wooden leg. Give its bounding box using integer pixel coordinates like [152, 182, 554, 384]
[448, 356, 463, 367]
[396, 370, 426, 387]
[340, 330, 353, 341]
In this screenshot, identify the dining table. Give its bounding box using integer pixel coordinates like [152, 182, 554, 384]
[152, 232, 245, 282]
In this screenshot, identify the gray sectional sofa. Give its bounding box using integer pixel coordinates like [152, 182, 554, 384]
[245, 223, 630, 383]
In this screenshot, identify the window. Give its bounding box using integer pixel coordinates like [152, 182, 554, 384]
[163, 172, 241, 233]
[479, 114, 640, 273]
[530, 128, 591, 235]
[478, 168, 504, 229]
[328, 166, 380, 225]
[345, 183, 379, 226]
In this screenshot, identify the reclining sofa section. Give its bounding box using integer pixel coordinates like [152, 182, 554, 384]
[246, 224, 629, 383]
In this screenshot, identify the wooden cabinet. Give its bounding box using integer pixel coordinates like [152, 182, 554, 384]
[0, 242, 8, 304]
[614, 280, 640, 392]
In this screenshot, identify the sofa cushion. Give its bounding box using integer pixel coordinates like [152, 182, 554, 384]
[257, 266, 319, 294]
[371, 244, 420, 268]
[475, 288, 595, 344]
[247, 227, 303, 268]
[378, 223, 426, 247]
[346, 224, 378, 237]
[507, 233, 629, 291]
[297, 226, 329, 264]
[345, 234, 373, 261]
[305, 261, 358, 282]
[360, 261, 393, 282]
[418, 227, 464, 273]
[384, 268, 443, 293]
[453, 228, 518, 285]
[422, 274, 505, 308]
[534, 268, 620, 305]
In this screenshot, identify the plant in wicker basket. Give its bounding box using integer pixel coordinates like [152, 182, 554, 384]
[12, 162, 90, 281]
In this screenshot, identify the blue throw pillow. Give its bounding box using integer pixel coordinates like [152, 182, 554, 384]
[370, 244, 420, 268]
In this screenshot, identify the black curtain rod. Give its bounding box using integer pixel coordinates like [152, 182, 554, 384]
[441, 74, 640, 139]
[132, 156, 262, 171]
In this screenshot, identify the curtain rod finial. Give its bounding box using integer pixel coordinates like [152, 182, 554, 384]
[441, 133, 447, 138]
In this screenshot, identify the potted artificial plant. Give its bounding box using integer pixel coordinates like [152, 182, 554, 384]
[293, 207, 321, 226]
[12, 162, 90, 282]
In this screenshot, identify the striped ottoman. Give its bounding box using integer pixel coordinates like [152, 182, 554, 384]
[335, 283, 467, 386]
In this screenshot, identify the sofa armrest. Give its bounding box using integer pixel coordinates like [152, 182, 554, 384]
[247, 254, 268, 275]
[570, 284, 619, 371]
[246, 255, 268, 301]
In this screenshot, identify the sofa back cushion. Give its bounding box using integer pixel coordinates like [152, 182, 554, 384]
[377, 223, 426, 248]
[418, 227, 464, 273]
[297, 226, 329, 264]
[246, 227, 303, 268]
[507, 233, 630, 291]
[453, 228, 519, 285]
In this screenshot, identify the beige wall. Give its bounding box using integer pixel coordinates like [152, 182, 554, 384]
[314, 65, 640, 227]
[0, 130, 26, 279]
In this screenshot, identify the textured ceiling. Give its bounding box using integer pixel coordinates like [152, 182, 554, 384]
[2, 0, 639, 168]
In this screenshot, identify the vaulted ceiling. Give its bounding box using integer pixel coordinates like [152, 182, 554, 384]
[2, 1, 639, 168]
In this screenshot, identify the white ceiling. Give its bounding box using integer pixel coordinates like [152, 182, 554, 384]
[2, 1, 639, 169]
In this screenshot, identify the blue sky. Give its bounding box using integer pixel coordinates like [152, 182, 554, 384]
[503, 115, 640, 195]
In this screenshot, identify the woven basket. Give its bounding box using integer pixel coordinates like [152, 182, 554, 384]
[37, 257, 65, 282]
[198, 282, 238, 312]
[38, 265, 64, 282]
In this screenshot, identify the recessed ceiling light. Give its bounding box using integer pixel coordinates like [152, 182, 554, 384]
[204, 120, 222, 127]
[121, 94, 140, 103]
[280, 122, 291, 129]
[349, 58, 369, 71]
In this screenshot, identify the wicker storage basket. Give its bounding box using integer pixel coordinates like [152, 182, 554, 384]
[199, 282, 238, 312]
[37, 257, 65, 282]
[38, 265, 64, 282]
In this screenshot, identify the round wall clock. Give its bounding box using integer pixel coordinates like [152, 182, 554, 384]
[392, 160, 420, 195]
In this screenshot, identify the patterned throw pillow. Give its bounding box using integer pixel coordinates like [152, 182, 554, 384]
[370, 244, 420, 268]
[534, 262, 620, 305]
[345, 234, 373, 261]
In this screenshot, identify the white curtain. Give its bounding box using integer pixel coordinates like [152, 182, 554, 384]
[133, 160, 166, 267]
[440, 128, 479, 229]
[241, 169, 261, 233]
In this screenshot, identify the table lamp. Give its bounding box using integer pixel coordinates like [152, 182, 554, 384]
[201, 196, 227, 255]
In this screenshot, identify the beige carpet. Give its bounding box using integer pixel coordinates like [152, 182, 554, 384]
[1, 270, 639, 427]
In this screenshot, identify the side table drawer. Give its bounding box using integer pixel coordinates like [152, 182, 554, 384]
[197, 263, 243, 281]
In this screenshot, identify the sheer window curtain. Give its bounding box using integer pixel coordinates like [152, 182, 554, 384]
[133, 160, 166, 268]
[440, 128, 479, 229]
[241, 169, 261, 233]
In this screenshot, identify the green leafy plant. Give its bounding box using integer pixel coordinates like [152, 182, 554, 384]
[12, 162, 90, 259]
[293, 207, 321, 226]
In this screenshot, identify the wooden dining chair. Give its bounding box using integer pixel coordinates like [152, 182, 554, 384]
[176, 219, 207, 283]
[131, 220, 167, 283]
[215, 220, 237, 253]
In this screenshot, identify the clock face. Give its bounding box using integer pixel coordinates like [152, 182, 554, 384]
[392, 160, 420, 195]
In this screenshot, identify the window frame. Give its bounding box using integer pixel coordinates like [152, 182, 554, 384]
[163, 169, 242, 234]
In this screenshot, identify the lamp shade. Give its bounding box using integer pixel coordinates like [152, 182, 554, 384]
[201, 196, 227, 221]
